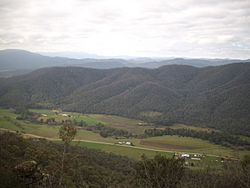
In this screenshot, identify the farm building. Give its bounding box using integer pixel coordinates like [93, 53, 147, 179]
[125, 141, 132, 145]
[194, 154, 203, 157]
[181, 154, 190, 158]
[117, 141, 133, 146]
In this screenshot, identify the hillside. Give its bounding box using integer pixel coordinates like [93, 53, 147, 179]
[0, 49, 126, 77]
[0, 63, 250, 135]
[0, 49, 248, 77]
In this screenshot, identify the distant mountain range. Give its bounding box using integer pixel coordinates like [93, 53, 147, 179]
[0, 49, 249, 77]
[0, 63, 250, 135]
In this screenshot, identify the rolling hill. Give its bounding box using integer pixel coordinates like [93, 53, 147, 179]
[0, 49, 126, 77]
[0, 63, 250, 135]
[0, 49, 248, 77]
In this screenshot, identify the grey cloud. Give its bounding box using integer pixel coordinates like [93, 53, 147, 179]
[0, 0, 249, 58]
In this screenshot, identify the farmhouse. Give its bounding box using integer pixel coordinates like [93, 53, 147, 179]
[125, 141, 132, 145]
[194, 154, 203, 157]
[117, 141, 133, 146]
[181, 154, 190, 158]
[138, 122, 147, 126]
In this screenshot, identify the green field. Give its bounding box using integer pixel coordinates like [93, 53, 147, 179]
[30, 109, 154, 134]
[1, 108, 250, 161]
[132, 136, 246, 158]
[87, 114, 155, 134]
[140, 111, 163, 118]
[170, 124, 218, 132]
[71, 141, 174, 160]
[56, 140, 222, 168]
[68, 140, 225, 169]
[30, 109, 103, 125]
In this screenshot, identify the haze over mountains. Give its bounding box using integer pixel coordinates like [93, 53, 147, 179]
[0, 49, 249, 77]
[0, 62, 250, 135]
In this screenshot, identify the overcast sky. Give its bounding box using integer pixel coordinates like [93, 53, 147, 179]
[0, 0, 250, 59]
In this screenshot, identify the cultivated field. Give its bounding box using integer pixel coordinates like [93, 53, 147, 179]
[30, 109, 154, 134]
[1, 108, 249, 162]
[132, 136, 244, 158]
[170, 124, 218, 132]
[87, 114, 155, 134]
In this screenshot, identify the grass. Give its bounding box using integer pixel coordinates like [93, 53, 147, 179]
[170, 124, 218, 132]
[76, 129, 116, 142]
[53, 139, 224, 169]
[31, 109, 159, 134]
[30, 109, 56, 116]
[71, 140, 174, 160]
[30, 109, 103, 125]
[131, 135, 250, 158]
[87, 114, 154, 134]
[140, 111, 163, 118]
[23, 124, 60, 138]
[70, 113, 102, 125]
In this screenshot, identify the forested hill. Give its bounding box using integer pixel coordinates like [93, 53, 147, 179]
[0, 49, 248, 77]
[0, 63, 250, 135]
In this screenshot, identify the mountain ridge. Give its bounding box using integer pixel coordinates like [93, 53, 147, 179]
[0, 63, 250, 135]
[1, 49, 249, 77]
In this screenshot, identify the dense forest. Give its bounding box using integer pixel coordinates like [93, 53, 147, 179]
[0, 63, 250, 135]
[1, 131, 250, 188]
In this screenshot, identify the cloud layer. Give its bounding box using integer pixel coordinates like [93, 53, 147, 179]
[0, 0, 250, 58]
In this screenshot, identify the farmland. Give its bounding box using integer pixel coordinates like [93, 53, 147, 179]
[1, 108, 250, 162]
[170, 124, 218, 132]
[87, 114, 155, 134]
[30, 109, 155, 134]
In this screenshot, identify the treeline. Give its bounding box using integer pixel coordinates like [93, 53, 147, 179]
[85, 123, 133, 138]
[144, 128, 250, 149]
[1, 132, 250, 188]
[15, 106, 37, 121]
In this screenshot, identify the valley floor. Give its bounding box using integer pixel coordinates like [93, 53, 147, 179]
[1, 108, 249, 168]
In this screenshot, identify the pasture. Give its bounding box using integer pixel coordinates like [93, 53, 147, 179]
[86, 114, 154, 134]
[132, 135, 247, 158]
[30, 109, 153, 134]
[71, 141, 174, 160]
[170, 124, 218, 132]
[1, 108, 249, 161]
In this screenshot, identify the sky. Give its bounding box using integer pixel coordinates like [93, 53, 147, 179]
[0, 0, 250, 59]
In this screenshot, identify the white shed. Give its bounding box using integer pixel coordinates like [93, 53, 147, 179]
[181, 154, 190, 158]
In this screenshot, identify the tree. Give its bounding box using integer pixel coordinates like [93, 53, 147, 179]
[58, 124, 77, 186]
[216, 155, 250, 188]
[14, 160, 48, 187]
[135, 155, 184, 188]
